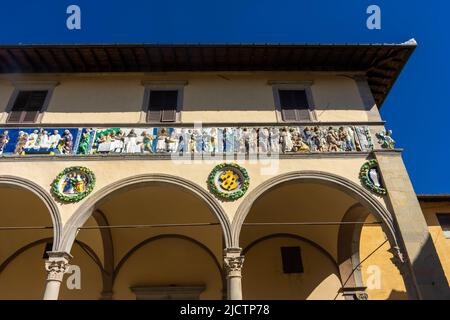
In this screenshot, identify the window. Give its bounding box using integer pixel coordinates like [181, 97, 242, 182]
[280, 246, 304, 274]
[437, 214, 450, 239]
[279, 89, 311, 122]
[7, 90, 48, 123]
[147, 90, 178, 122]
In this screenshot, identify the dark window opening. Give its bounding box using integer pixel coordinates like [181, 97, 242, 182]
[279, 89, 311, 122]
[7, 90, 48, 123]
[437, 214, 450, 239]
[281, 246, 304, 274]
[147, 90, 178, 122]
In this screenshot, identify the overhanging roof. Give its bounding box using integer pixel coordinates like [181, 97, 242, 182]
[417, 194, 450, 202]
[0, 41, 417, 107]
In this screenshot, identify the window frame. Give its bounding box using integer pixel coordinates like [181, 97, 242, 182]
[270, 81, 317, 123]
[140, 81, 187, 124]
[3, 81, 58, 124]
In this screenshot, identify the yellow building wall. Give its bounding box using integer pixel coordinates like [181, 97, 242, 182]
[359, 223, 408, 300]
[420, 201, 450, 285]
[242, 237, 344, 300]
[0, 72, 380, 124]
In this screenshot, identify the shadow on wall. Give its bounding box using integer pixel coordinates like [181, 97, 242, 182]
[387, 290, 408, 300]
[241, 237, 343, 300]
[409, 234, 450, 299]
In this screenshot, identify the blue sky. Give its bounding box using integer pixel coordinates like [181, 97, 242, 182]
[0, 1, 448, 194]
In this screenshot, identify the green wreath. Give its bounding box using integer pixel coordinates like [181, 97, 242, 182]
[207, 163, 250, 201]
[51, 166, 96, 203]
[359, 159, 387, 196]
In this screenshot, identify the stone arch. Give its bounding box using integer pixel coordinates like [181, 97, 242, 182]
[112, 234, 225, 293]
[232, 170, 415, 298]
[0, 175, 62, 250]
[242, 233, 341, 280]
[59, 173, 232, 253]
[232, 171, 400, 252]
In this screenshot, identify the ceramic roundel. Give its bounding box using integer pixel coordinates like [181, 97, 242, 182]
[208, 163, 250, 201]
[359, 159, 387, 196]
[52, 166, 96, 203]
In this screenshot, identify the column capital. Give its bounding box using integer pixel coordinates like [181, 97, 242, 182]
[45, 251, 72, 282]
[390, 246, 409, 274]
[224, 248, 244, 277]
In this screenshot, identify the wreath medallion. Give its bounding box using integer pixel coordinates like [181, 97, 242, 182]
[52, 166, 96, 203]
[208, 163, 249, 201]
[359, 159, 387, 196]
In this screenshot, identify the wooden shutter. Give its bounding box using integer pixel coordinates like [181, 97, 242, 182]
[147, 90, 178, 122]
[147, 91, 163, 122]
[161, 91, 177, 122]
[279, 90, 311, 122]
[7, 90, 47, 123]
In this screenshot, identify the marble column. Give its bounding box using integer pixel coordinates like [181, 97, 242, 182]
[224, 248, 244, 300]
[43, 252, 71, 300]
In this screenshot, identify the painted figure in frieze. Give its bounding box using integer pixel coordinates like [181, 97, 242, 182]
[194, 129, 203, 153]
[110, 130, 124, 153]
[249, 128, 258, 154]
[156, 128, 168, 153]
[39, 130, 51, 149]
[280, 127, 295, 153]
[49, 130, 62, 149]
[312, 126, 325, 152]
[141, 130, 155, 153]
[14, 131, 28, 155]
[376, 130, 395, 149]
[125, 129, 139, 153]
[60, 129, 74, 154]
[176, 128, 187, 153]
[233, 128, 241, 153]
[303, 127, 314, 149]
[188, 130, 196, 153]
[355, 127, 370, 151]
[259, 127, 269, 154]
[95, 133, 108, 153]
[223, 128, 234, 153]
[326, 127, 340, 152]
[269, 127, 280, 154]
[78, 129, 92, 155]
[167, 130, 178, 153]
[24, 130, 39, 149]
[240, 128, 250, 153]
[209, 128, 218, 153]
[292, 131, 310, 152]
[339, 127, 355, 151]
[0, 130, 9, 155]
[202, 129, 212, 153]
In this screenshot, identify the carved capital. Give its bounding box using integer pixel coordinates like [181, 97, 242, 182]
[355, 292, 369, 300]
[390, 246, 408, 274]
[224, 248, 244, 277]
[44, 251, 72, 282]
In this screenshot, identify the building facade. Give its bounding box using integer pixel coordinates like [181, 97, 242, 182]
[0, 42, 449, 300]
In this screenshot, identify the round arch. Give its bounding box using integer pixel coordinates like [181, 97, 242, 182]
[231, 170, 400, 253]
[0, 175, 62, 250]
[242, 233, 341, 282]
[112, 234, 225, 292]
[59, 173, 232, 253]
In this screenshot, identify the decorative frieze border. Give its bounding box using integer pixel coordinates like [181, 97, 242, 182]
[0, 124, 383, 158]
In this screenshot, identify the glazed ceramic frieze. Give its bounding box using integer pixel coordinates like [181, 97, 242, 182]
[0, 125, 376, 156]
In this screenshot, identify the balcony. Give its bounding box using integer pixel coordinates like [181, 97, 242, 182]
[0, 124, 380, 159]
